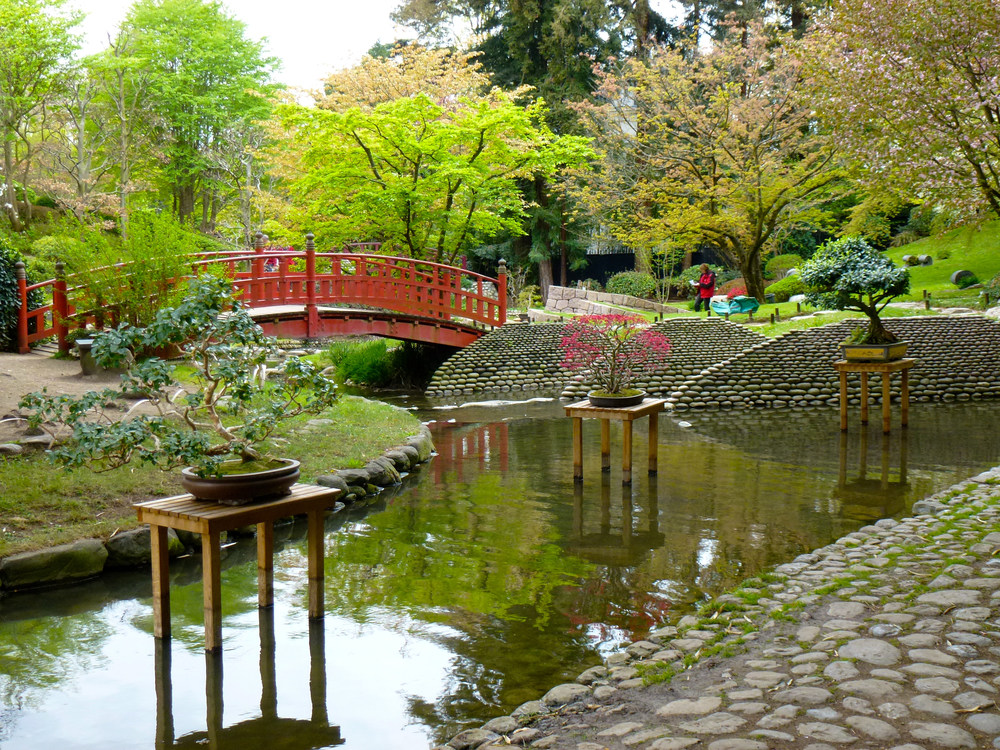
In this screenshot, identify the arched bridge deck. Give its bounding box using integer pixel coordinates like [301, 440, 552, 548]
[14, 235, 507, 353]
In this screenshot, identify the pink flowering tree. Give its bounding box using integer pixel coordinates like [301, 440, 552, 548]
[809, 0, 1000, 221]
[560, 314, 671, 396]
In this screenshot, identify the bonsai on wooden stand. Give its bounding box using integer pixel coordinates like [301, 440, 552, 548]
[799, 237, 911, 361]
[560, 314, 671, 407]
[20, 275, 339, 505]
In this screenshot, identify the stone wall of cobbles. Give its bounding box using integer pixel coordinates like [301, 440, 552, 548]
[669, 315, 1000, 412]
[426, 319, 765, 398]
[546, 285, 682, 315]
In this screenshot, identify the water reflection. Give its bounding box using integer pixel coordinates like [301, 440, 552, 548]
[154, 613, 343, 749]
[1, 400, 999, 748]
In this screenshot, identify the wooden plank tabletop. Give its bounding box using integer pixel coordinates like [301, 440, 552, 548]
[565, 398, 667, 421]
[833, 358, 915, 373]
[135, 483, 341, 534]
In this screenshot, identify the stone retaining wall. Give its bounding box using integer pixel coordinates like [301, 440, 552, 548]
[426, 323, 571, 396]
[559, 319, 766, 401]
[546, 285, 682, 315]
[669, 315, 1000, 412]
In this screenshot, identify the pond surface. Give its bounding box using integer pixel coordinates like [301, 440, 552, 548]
[2, 398, 999, 749]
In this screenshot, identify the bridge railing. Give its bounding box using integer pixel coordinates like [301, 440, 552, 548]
[14, 233, 507, 353]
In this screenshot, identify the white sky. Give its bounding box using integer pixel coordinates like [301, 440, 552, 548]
[70, 0, 680, 92]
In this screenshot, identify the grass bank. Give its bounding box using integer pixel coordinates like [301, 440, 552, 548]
[0, 395, 421, 557]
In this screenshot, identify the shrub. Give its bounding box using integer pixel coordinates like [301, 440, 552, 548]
[719, 277, 745, 295]
[957, 273, 980, 289]
[726, 286, 747, 299]
[765, 254, 803, 279]
[327, 339, 449, 389]
[0, 238, 44, 352]
[767, 275, 806, 302]
[578, 278, 602, 292]
[606, 271, 657, 299]
[936, 249, 952, 260]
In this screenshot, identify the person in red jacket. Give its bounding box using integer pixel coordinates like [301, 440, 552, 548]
[694, 263, 716, 313]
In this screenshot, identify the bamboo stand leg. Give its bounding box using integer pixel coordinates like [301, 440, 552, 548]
[154, 638, 174, 749]
[600, 419, 610, 473]
[838, 430, 848, 488]
[622, 420, 633, 485]
[307, 510, 325, 619]
[151, 525, 171, 639]
[257, 521, 274, 608]
[901, 368, 909, 427]
[839, 371, 848, 431]
[572, 417, 583, 482]
[205, 650, 223, 748]
[860, 372, 869, 424]
[202, 530, 223, 651]
[648, 411, 658, 475]
[882, 371, 892, 434]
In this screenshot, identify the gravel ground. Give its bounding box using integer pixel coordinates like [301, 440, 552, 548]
[440, 467, 1000, 750]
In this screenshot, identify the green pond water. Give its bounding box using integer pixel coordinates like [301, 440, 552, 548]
[1, 398, 999, 749]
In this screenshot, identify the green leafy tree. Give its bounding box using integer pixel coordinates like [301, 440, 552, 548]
[799, 237, 910, 344]
[0, 0, 80, 231]
[809, 0, 1000, 223]
[275, 90, 593, 263]
[126, 0, 278, 227]
[568, 24, 844, 301]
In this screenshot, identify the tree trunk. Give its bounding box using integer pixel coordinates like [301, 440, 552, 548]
[177, 182, 196, 223]
[864, 313, 897, 344]
[2, 140, 23, 232]
[538, 256, 553, 306]
[737, 245, 767, 301]
[560, 220, 568, 286]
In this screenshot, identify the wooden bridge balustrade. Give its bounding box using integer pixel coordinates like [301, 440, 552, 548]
[14, 233, 506, 353]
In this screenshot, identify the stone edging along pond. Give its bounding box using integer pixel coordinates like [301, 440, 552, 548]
[438, 465, 1000, 750]
[0, 426, 435, 593]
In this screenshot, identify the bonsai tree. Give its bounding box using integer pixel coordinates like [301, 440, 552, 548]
[560, 314, 671, 396]
[800, 237, 910, 344]
[20, 275, 339, 476]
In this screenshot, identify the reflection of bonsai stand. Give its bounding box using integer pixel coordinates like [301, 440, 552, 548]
[154, 611, 343, 749]
[837, 429, 908, 520]
[567, 475, 665, 566]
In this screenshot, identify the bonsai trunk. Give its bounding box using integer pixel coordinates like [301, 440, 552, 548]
[864, 313, 898, 344]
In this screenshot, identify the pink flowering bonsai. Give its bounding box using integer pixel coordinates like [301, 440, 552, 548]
[560, 314, 671, 397]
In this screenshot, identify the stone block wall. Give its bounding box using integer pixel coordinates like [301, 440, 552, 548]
[559, 318, 767, 400]
[545, 285, 682, 315]
[426, 319, 765, 398]
[668, 315, 1000, 411]
[426, 323, 572, 396]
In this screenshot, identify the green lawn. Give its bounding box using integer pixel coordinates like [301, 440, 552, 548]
[882, 220, 1000, 298]
[0, 395, 421, 557]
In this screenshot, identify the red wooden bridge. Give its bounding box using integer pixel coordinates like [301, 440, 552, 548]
[14, 232, 507, 353]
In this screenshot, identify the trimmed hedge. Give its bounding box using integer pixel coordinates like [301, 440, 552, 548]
[765, 253, 803, 278]
[767, 274, 806, 302]
[606, 271, 657, 299]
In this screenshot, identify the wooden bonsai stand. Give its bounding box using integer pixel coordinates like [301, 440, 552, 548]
[564, 398, 666, 484]
[834, 358, 915, 434]
[135, 483, 341, 651]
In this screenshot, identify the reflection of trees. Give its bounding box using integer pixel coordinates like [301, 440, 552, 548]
[0, 612, 114, 713]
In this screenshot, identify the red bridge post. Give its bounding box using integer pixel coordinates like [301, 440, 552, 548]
[14, 262, 29, 353]
[305, 232, 318, 339]
[497, 258, 507, 326]
[252, 232, 265, 303]
[54, 261, 69, 355]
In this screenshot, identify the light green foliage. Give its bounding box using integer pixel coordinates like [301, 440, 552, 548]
[767, 275, 805, 302]
[800, 236, 910, 343]
[325, 338, 449, 389]
[0, 0, 81, 230]
[765, 254, 804, 278]
[606, 271, 657, 299]
[126, 0, 277, 223]
[19, 275, 339, 476]
[276, 90, 593, 263]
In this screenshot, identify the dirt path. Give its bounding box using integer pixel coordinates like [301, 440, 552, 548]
[0, 353, 121, 441]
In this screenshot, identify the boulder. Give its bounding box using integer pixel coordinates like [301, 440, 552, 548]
[315, 474, 351, 495]
[0, 443, 24, 456]
[0, 539, 108, 589]
[336, 467, 372, 485]
[365, 459, 400, 486]
[393, 445, 421, 465]
[175, 529, 227, 549]
[405, 433, 434, 463]
[383, 450, 411, 471]
[105, 527, 185, 568]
